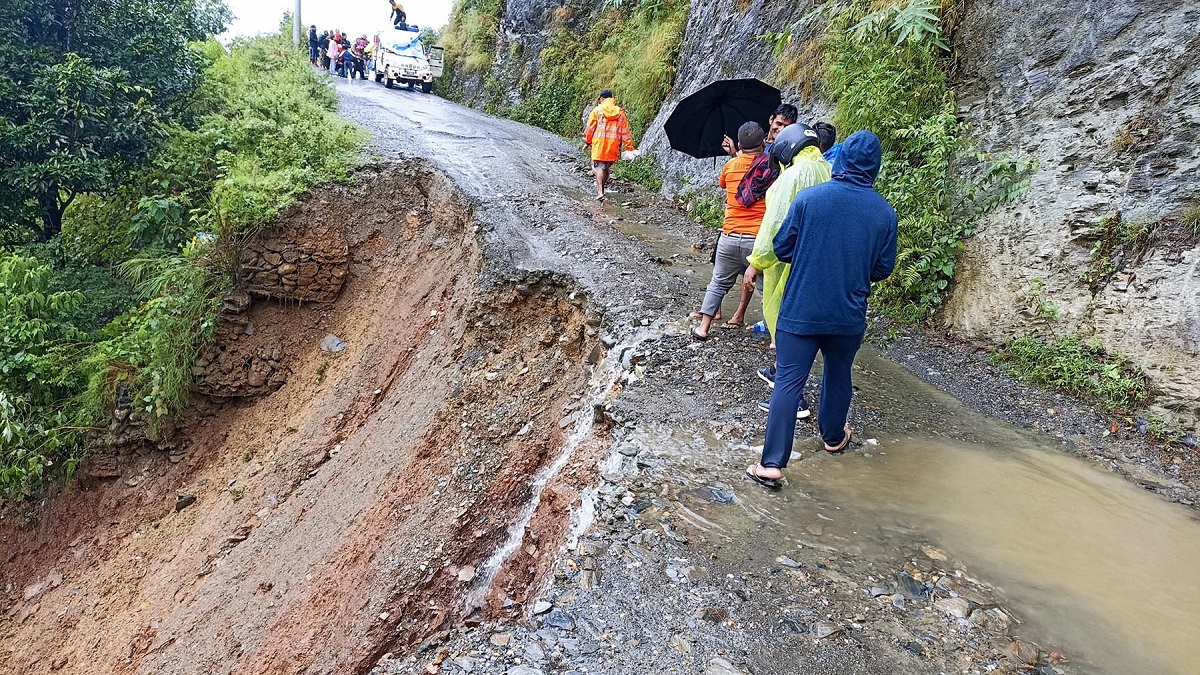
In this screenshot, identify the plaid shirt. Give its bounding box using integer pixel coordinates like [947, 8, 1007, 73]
[735, 153, 779, 208]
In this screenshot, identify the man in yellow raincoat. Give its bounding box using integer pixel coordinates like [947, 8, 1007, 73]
[744, 123, 832, 415]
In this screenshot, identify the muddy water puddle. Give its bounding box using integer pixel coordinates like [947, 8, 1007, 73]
[622, 350, 1200, 674]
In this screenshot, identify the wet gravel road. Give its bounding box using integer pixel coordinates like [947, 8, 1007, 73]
[334, 78, 1200, 675]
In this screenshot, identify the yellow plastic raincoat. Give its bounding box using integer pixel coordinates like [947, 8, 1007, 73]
[746, 145, 832, 338]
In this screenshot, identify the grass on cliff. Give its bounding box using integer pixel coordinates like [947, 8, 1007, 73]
[441, 0, 688, 144]
[992, 334, 1149, 412]
[0, 34, 363, 498]
[440, 0, 503, 74]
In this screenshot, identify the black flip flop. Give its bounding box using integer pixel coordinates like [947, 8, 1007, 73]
[690, 327, 709, 341]
[745, 464, 782, 490]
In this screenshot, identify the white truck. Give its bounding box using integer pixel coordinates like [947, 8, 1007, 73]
[372, 25, 444, 93]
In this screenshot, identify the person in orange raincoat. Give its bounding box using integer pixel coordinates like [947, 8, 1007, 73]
[584, 89, 637, 201]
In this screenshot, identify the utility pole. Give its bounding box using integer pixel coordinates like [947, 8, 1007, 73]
[293, 0, 302, 48]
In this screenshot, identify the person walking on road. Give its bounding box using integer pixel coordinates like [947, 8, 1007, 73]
[746, 131, 898, 489]
[584, 90, 636, 201]
[318, 31, 331, 70]
[744, 123, 831, 415]
[692, 121, 769, 340]
[308, 25, 319, 66]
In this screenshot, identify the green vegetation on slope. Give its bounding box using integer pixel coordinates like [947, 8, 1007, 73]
[0, 21, 364, 497]
[439, 0, 504, 74]
[769, 0, 1032, 322]
[992, 335, 1149, 412]
[441, 0, 688, 142]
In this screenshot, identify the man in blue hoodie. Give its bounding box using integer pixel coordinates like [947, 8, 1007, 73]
[746, 131, 898, 489]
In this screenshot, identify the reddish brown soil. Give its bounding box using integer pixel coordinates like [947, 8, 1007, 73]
[0, 165, 604, 674]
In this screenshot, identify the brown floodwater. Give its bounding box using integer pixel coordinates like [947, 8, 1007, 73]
[642, 350, 1200, 674]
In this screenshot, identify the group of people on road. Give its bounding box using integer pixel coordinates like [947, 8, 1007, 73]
[309, 26, 375, 80]
[585, 90, 898, 491]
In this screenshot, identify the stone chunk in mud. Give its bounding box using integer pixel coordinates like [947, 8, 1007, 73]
[175, 492, 197, 512]
[895, 571, 925, 599]
[1009, 639, 1042, 667]
[542, 608, 574, 630]
[776, 555, 803, 569]
[814, 621, 844, 639]
[694, 485, 735, 503]
[531, 600, 553, 615]
[934, 596, 973, 619]
[703, 657, 748, 675]
[488, 633, 511, 647]
[694, 606, 729, 622]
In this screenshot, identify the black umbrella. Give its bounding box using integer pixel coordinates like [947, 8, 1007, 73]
[664, 78, 782, 159]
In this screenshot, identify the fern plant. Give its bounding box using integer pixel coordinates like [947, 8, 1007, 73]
[852, 0, 950, 50]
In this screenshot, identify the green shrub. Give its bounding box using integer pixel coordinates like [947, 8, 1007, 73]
[993, 334, 1149, 412]
[1183, 206, 1200, 239]
[0, 31, 365, 498]
[441, 0, 504, 74]
[1080, 211, 1156, 292]
[189, 36, 366, 234]
[770, 0, 1032, 322]
[84, 238, 235, 435]
[461, 0, 688, 145]
[614, 154, 664, 191]
[79, 34, 365, 435]
[681, 191, 725, 230]
[0, 254, 90, 495]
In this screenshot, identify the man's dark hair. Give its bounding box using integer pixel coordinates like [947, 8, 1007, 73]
[737, 121, 766, 150]
[773, 104, 799, 124]
[813, 121, 837, 152]
[599, 89, 614, 100]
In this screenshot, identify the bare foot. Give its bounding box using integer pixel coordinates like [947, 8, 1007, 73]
[746, 463, 782, 489]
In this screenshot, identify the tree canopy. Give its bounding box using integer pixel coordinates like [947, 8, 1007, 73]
[0, 0, 230, 241]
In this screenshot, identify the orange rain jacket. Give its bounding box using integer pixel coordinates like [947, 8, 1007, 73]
[585, 98, 635, 163]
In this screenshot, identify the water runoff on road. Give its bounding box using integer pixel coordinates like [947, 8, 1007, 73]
[627, 350, 1200, 675]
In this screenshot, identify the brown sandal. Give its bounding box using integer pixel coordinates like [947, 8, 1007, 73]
[824, 424, 853, 455]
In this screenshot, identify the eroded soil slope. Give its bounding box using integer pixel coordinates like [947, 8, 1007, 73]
[0, 164, 603, 674]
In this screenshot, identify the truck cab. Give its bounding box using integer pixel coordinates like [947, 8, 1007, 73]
[372, 25, 443, 93]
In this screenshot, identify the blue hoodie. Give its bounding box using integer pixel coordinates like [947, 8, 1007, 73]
[771, 131, 898, 335]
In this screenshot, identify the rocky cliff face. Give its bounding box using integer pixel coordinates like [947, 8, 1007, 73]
[639, 0, 827, 191]
[445, 0, 1200, 428]
[944, 1, 1200, 426]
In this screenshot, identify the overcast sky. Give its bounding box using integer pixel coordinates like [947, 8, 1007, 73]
[223, 0, 455, 38]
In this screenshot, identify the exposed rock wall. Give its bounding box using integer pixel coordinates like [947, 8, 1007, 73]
[639, 0, 827, 192]
[193, 291, 291, 398]
[943, 1, 1200, 426]
[239, 220, 349, 302]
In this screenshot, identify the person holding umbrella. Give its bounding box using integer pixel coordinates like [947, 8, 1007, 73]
[746, 131, 898, 489]
[584, 89, 637, 201]
[692, 121, 769, 340]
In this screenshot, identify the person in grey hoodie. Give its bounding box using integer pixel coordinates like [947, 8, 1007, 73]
[746, 130, 898, 490]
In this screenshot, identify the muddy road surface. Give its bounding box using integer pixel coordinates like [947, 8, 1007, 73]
[3, 77, 1200, 675]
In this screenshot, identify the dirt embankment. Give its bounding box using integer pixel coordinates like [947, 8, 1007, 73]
[0, 164, 606, 674]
